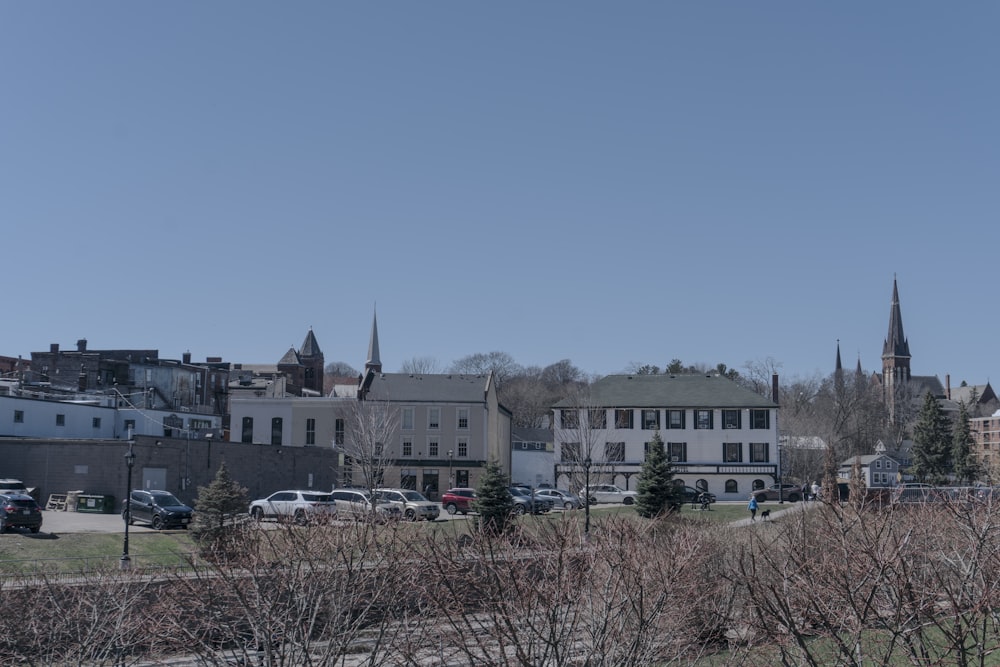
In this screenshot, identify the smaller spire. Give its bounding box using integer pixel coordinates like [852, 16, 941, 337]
[835, 339, 843, 372]
[366, 307, 382, 373]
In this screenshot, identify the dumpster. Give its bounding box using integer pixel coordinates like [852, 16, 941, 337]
[76, 494, 116, 514]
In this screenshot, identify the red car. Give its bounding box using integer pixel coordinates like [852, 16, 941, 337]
[441, 488, 477, 515]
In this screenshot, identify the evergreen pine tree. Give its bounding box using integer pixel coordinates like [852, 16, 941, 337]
[952, 402, 979, 484]
[635, 432, 678, 518]
[911, 391, 952, 484]
[473, 460, 517, 536]
[190, 461, 249, 544]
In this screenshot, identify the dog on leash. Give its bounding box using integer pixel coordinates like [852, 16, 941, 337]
[760, 509, 771, 520]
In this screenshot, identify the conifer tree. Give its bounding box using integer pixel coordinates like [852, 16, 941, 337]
[635, 432, 678, 518]
[952, 402, 979, 484]
[911, 391, 952, 484]
[190, 461, 249, 544]
[473, 460, 517, 536]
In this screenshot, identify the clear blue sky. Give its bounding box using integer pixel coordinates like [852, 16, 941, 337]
[3, 3, 998, 386]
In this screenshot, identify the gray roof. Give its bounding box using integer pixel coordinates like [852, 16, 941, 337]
[552, 374, 778, 409]
[513, 427, 553, 443]
[364, 373, 491, 403]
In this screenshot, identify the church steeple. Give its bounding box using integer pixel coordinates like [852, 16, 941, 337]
[366, 309, 382, 373]
[881, 276, 911, 421]
[836, 339, 843, 373]
[882, 277, 911, 362]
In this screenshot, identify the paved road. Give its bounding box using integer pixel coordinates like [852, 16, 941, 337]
[32, 505, 473, 535]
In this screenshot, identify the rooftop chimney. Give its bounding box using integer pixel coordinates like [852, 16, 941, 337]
[50, 343, 59, 354]
[182, 352, 192, 364]
[946, 374, 951, 400]
[77, 339, 87, 352]
[772, 373, 780, 405]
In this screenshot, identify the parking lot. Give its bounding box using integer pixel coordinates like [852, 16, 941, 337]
[27, 505, 475, 535]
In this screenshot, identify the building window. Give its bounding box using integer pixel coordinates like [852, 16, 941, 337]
[306, 418, 316, 445]
[400, 470, 417, 490]
[644, 440, 663, 461]
[588, 409, 607, 429]
[92, 417, 102, 429]
[562, 442, 581, 462]
[457, 408, 469, 429]
[428, 408, 440, 430]
[667, 410, 685, 429]
[56, 414, 65, 426]
[723, 442, 742, 462]
[723, 410, 741, 429]
[124, 419, 135, 433]
[695, 410, 713, 430]
[725, 479, 738, 493]
[402, 439, 413, 456]
[605, 442, 625, 462]
[13, 410, 23, 423]
[750, 442, 769, 463]
[667, 442, 687, 463]
[615, 409, 633, 429]
[562, 409, 579, 429]
[642, 409, 660, 430]
[429, 439, 439, 457]
[271, 418, 283, 445]
[750, 409, 770, 429]
[875, 459, 882, 469]
[402, 408, 414, 430]
[335, 418, 345, 446]
[458, 438, 468, 457]
[242, 417, 253, 443]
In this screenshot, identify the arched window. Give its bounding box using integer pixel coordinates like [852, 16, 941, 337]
[725, 479, 738, 494]
[695, 479, 708, 491]
[674, 479, 686, 488]
[752, 479, 766, 491]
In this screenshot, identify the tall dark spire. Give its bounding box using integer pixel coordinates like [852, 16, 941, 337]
[836, 339, 843, 372]
[881, 276, 911, 423]
[366, 308, 382, 373]
[882, 277, 911, 360]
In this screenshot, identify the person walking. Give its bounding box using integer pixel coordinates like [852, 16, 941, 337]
[747, 495, 758, 521]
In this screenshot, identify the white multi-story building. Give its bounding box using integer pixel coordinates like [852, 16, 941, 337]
[553, 373, 779, 501]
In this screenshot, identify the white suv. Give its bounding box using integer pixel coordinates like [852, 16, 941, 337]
[374, 488, 440, 521]
[330, 489, 402, 522]
[249, 490, 338, 525]
[580, 484, 638, 505]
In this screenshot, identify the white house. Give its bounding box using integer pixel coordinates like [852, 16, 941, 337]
[553, 373, 779, 501]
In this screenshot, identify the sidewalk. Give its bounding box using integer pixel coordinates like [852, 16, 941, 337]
[729, 499, 813, 527]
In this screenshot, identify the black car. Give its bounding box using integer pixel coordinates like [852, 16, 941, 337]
[0, 493, 43, 533]
[123, 490, 193, 530]
[679, 486, 717, 506]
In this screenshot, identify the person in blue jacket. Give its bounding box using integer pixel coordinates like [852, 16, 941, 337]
[747, 495, 759, 521]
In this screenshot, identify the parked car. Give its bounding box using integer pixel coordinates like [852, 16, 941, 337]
[249, 490, 338, 525]
[329, 488, 401, 522]
[535, 488, 582, 510]
[123, 490, 193, 530]
[753, 484, 802, 503]
[0, 493, 42, 533]
[678, 486, 717, 506]
[374, 488, 440, 521]
[509, 486, 554, 514]
[579, 484, 638, 505]
[441, 488, 477, 515]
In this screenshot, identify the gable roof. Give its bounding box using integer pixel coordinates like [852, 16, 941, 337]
[363, 372, 492, 403]
[552, 374, 778, 409]
[513, 427, 553, 443]
[949, 383, 998, 405]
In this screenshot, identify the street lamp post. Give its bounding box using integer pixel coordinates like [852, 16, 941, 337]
[121, 438, 136, 570]
[584, 456, 592, 540]
[447, 449, 454, 488]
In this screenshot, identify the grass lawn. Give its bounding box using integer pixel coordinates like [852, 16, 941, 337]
[0, 501, 759, 576]
[0, 530, 196, 575]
